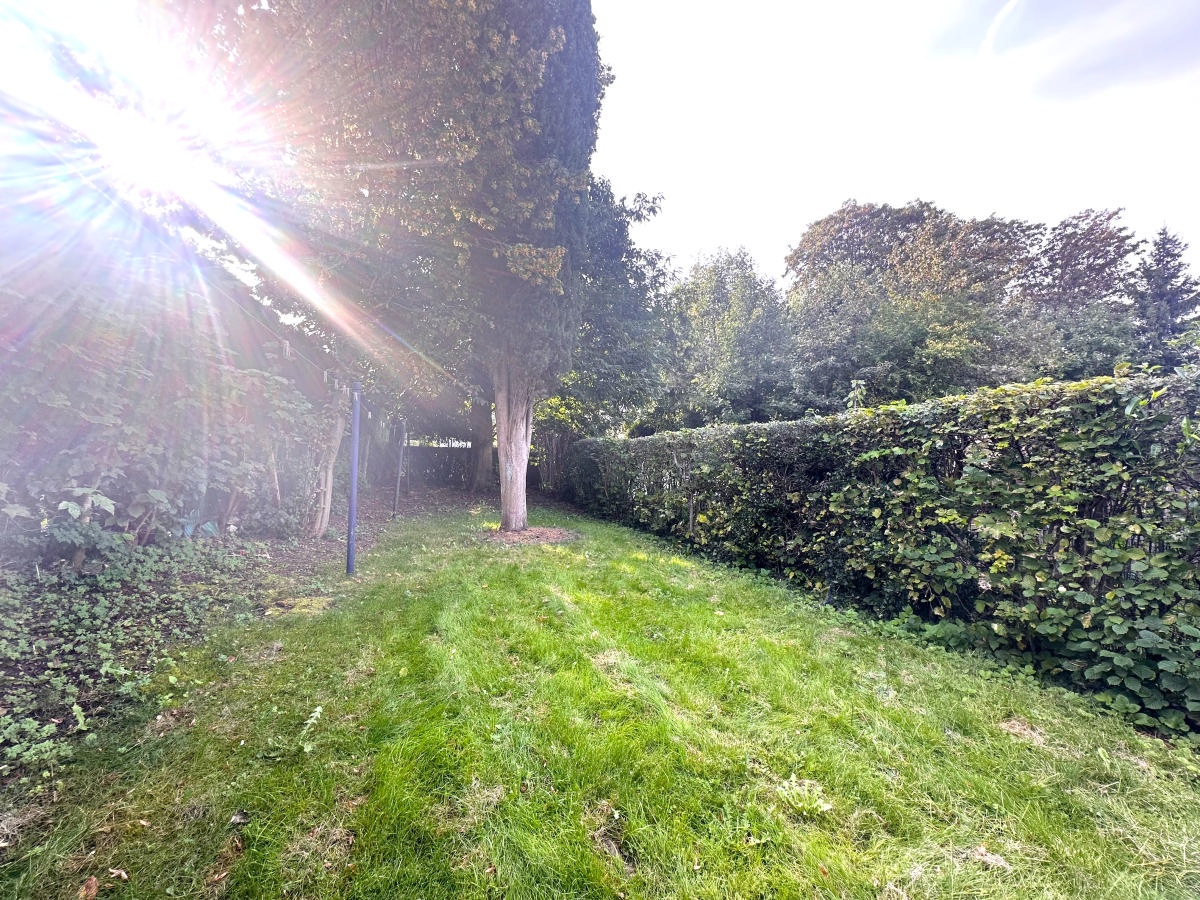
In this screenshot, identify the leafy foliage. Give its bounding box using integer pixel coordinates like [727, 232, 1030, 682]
[0, 540, 260, 775]
[0, 93, 337, 564]
[642, 249, 799, 429]
[533, 180, 667, 488]
[0, 280, 325, 561]
[538, 180, 668, 437]
[566, 373, 1200, 736]
[783, 201, 1162, 411]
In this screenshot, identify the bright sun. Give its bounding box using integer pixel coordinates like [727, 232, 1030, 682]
[0, 0, 259, 206]
[0, 0, 388, 360]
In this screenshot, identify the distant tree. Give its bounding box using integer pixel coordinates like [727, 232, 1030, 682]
[1015, 209, 1142, 380]
[648, 250, 798, 427]
[1023, 209, 1140, 309]
[1130, 228, 1200, 366]
[785, 201, 1156, 406]
[784, 200, 944, 290]
[787, 203, 1050, 408]
[787, 262, 883, 412]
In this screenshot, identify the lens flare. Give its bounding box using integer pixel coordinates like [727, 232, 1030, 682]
[0, 0, 428, 376]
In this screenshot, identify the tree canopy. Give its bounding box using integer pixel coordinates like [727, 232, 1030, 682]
[219, 0, 608, 529]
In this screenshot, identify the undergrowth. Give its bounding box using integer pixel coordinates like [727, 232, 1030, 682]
[0, 541, 267, 782]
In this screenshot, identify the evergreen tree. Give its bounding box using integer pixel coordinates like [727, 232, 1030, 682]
[1131, 228, 1200, 365]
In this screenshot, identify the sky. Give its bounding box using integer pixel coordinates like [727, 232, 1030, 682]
[590, 0, 1200, 284]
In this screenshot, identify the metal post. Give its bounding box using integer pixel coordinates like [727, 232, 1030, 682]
[347, 381, 361, 575]
[392, 418, 407, 518]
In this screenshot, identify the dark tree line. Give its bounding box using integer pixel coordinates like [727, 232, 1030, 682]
[619, 201, 1199, 433]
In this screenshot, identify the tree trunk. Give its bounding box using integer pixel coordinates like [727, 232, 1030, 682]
[219, 488, 241, 534]
[361, 425, 372, 488]
[491, 356, 533, 532]
[309, 411, 346, 538]
[267, 446, 282, 508]
[468, 398, 495, 492]
[70, 491, 95, 573]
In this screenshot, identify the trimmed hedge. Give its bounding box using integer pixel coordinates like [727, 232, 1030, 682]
[565, 374, 1200, 736]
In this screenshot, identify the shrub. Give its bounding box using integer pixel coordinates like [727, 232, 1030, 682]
[565, 373, 1200, 736]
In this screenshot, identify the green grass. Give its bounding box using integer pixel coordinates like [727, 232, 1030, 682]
[4, 502, 1200, 898]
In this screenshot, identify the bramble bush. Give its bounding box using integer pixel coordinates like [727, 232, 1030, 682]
[565, 373, 1200, 737]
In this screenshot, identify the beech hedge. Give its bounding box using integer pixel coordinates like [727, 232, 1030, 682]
[565, 374, 1200, 736]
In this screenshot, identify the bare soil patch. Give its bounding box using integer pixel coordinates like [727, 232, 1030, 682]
[998, 718, 1046, 746]
[483, 526, 578, 546]
[257, 488, 403, 580]
[584, 800, 635, 875]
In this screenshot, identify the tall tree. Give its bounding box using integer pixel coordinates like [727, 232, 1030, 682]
[1130, 228, 1200, 365]
[223, 0, 607, 530]
[469, 0, 605, 530]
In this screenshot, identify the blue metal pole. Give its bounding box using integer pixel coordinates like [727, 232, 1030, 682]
[347, 381, 361, 575]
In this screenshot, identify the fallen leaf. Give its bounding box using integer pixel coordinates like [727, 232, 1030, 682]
[818, 863, 830, 877]
[77, 877, 99, 900]
[966, 845, 1012, 873]
[209, 871, 229, 884]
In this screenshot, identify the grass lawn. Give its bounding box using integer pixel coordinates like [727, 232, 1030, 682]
[3, 501, 1199, 898]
